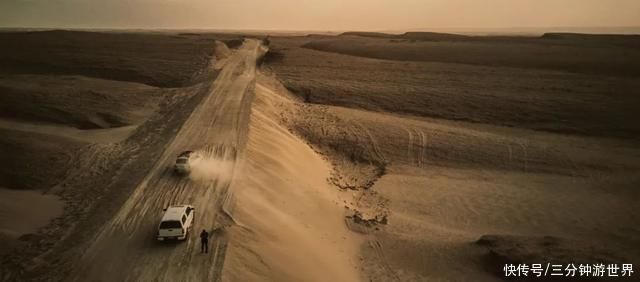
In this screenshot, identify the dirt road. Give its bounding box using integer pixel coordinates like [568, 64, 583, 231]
[70, 39, 262, 282]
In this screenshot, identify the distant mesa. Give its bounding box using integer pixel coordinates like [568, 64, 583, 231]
[340, 30, 640, 44]
[541, 32, 640, 39]
[339, 31, 396, 38]
[340, 31, 470, 41]
[540, 32, 640, 48]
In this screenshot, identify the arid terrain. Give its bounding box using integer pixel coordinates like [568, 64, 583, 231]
[256, 32, 640, 281]
[0, 30, 639, 281]
[0, 30, 247, 280]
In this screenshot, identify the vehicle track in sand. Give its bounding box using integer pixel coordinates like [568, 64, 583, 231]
[69, 39, 263, 282]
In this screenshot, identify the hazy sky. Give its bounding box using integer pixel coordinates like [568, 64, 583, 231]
[1, 0, 639, 31]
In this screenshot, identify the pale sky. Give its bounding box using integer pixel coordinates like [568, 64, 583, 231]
[1, 0, 639, 31]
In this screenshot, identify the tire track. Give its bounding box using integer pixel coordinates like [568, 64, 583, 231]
[69, 39, 262, 282]
[368, 239, 401, 282]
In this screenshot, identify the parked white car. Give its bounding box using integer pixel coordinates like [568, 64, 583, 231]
[157, 205, 195, 241]
[174, 151, 202, 175]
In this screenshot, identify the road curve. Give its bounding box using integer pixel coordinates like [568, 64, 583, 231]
[70, 39, 262, 282]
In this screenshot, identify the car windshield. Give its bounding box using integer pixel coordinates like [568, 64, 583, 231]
[176, 158, 188, 164]
[159, 220, 182, 229]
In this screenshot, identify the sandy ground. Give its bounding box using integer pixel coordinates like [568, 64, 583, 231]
[0, 188, 63, 237]
[222, 72, 640, 281]
[222, 78, 362, 281]
[365, 165, 639, 281]
[0, 30, 239, 87]
[67, 39, 263, 281]
[302, 33, 640, 77]
[0, 119, 137, 144]
[277, 88, 640, 281]
[264, 37, 640, 139]
[0, 188, 63, 255]
[0, 32, 242, 281]
[260, 34, 640, 281]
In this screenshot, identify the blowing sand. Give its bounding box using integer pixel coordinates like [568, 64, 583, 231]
[223, 77, 362, 281]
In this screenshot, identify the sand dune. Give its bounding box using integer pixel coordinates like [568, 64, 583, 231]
[223, 76, 362, 282]
[260, 72, 640, 280]
[261, 34, 640, 281]
[223, 69, 640, 281]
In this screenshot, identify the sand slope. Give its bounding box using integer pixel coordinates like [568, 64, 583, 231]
[283, 100, 640, 280]
[223, 76, 362, 282]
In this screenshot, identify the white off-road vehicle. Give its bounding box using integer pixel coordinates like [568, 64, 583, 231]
[157, 205, 195, 241]
[174, 151, 202, 175]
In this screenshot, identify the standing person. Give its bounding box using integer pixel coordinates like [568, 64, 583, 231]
[200, 229, 209, 254]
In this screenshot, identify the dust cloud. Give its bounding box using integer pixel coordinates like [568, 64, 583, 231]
[188, 156, 234, 184]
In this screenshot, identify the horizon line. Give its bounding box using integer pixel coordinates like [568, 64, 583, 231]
[1, 25, 640, 35]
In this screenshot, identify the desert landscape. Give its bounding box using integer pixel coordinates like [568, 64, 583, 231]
[0, 30, 248, 280]
[247, 33, 640, 281]
[1, 15, 640, 282]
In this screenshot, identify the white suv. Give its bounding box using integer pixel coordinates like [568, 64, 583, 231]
[157, 205, 195, 241]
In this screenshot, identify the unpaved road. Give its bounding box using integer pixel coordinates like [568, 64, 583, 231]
[70, 39, 262, 281]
